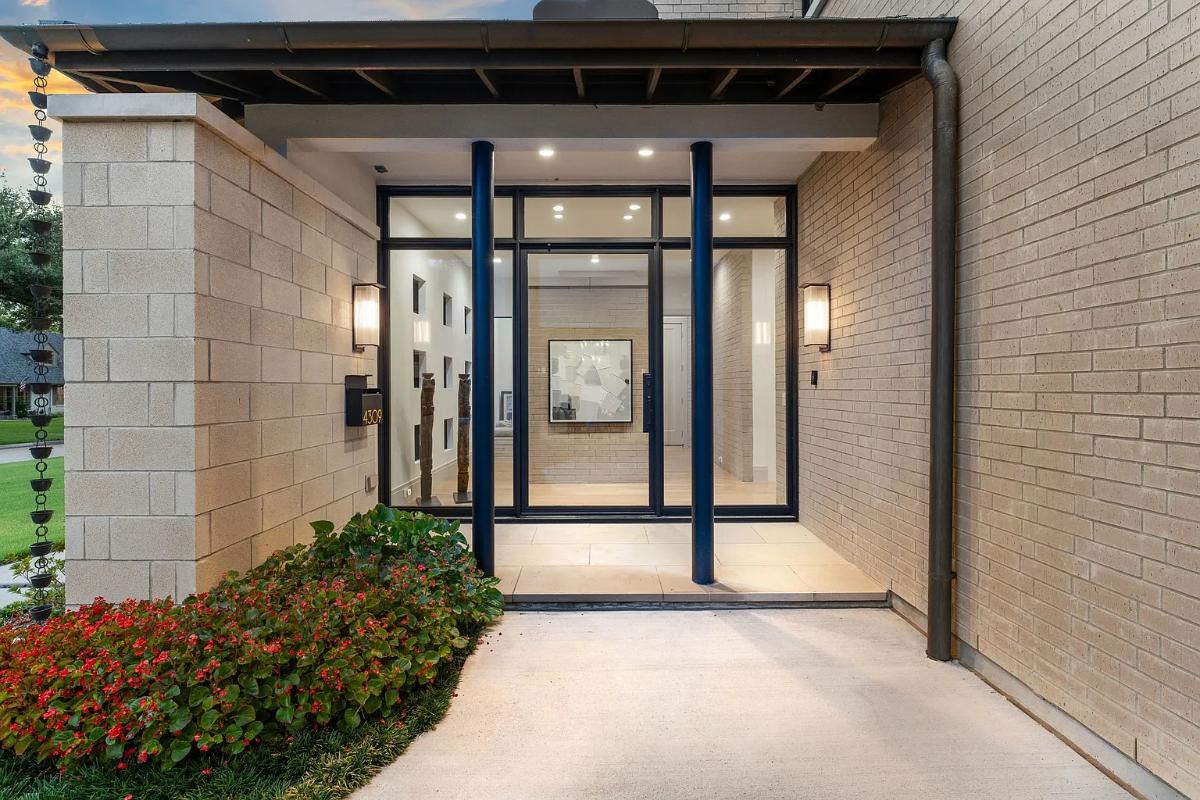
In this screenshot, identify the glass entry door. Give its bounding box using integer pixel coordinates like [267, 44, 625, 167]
[523, 251, 652, 511]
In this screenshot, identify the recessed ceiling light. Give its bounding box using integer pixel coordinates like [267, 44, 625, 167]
[538, 147, 555, 158]
[552, 204, 564, 212]
[554, 213, 564, 220]
[628, 203, 641, 211]
[455, 211, 467, 220]
[623, 214, 634, 220]
[591, 255, 600, 263]
[719, 212, 732, 222]
[638, 148, 654, 158]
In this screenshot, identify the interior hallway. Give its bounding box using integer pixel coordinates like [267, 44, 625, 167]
[352, 609, 1134, 800]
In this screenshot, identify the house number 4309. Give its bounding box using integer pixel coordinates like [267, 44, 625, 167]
[362, 408, 383, 425]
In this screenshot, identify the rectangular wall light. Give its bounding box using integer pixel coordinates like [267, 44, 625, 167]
[802, 283, 831, 352]
[353, 282, 384, 352]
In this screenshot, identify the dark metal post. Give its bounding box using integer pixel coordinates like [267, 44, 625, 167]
[923, 39, 958, 661]
[690, 141, 715, 585]
[471, 140, 496, 577]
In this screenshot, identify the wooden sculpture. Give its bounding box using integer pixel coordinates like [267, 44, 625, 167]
[455, 373, 471, 503]
[419, 372, 435, 504]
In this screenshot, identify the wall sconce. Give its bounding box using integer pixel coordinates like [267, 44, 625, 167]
[802, 283, 831, 352]
[352, 283, 383, 352]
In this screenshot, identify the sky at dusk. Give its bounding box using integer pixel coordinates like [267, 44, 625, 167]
[0, 0, 542, 199]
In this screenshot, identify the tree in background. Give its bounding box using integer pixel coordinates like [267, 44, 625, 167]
[0, 175, 62, 331]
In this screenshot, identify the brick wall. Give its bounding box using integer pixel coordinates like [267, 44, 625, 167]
[800, 1, 1200, 793]
[653, 0, 798, 17]
[58, 95, 380, 604]
[714, 250, 755, 482]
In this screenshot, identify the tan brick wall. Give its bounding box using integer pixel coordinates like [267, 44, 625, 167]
[714, 250, 755, 482]
[528, 286, 649, 485]
[799, 1, 1200, 793]
[59, 98, 379, 604]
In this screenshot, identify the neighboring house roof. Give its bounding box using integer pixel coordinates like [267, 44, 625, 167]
[0, 327, 65, 386]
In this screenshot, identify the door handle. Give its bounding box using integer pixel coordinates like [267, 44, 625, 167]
[642, 372, 653, 433]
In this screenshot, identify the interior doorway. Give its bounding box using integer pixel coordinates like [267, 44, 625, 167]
[662, 316, 691, 448]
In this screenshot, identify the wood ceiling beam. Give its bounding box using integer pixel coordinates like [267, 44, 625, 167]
[474, 68, 500, 98]
[646, 66, 662, 100]
[355, 68, 397, 98]
[271, 69, 327, 98]
[710, 67, 738, 100]
[775, 68, 812, 99]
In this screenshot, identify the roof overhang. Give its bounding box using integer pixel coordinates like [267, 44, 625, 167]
[1, 18, 955, 115]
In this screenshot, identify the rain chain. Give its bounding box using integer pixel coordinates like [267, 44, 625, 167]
[25, 42, 56, 623]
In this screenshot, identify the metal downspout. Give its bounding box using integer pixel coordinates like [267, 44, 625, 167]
[923, 38, 958, 662]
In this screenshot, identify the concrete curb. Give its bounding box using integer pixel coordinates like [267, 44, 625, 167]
[0, 440, 64, 451]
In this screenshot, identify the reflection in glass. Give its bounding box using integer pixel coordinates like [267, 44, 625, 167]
[388, 196, 513, 239]
[524, 196, 652, 238]
[662, 195, 787, 238]
[387, 250, 513, 508]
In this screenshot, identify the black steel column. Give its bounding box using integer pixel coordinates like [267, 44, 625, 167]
[471, 141, 496, 577]
[690, 141, 715, 585]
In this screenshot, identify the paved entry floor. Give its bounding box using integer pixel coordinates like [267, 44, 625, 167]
[465, 522, 887, 603]
[353, 610, 1132, 800]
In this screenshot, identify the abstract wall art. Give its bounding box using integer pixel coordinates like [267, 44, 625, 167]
[548, 339, 633, 423]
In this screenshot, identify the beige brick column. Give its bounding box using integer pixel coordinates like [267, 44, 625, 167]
[55, 95, 379, 605]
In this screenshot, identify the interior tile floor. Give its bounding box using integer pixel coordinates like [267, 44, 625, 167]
[462, 521, 886, 603]
[353, 609, 1133, 800]
[421, 444, 778, 508]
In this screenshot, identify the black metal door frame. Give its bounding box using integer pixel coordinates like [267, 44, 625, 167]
[377, 184, 797, 523]
[517, 241, 660, 518]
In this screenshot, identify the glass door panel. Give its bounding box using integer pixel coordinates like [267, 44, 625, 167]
[526, 252, 651, 509]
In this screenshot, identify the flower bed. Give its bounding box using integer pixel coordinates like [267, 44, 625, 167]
[0, 506, 502, 773]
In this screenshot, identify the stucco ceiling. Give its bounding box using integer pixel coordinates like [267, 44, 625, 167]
[365, 145, 818, 185]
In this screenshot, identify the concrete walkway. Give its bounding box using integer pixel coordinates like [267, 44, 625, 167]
[0, 443, 63, 464]
[354, 609, 1131, 800]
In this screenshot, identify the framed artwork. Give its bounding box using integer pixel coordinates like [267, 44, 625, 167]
[498, 390, 513, 423]
[548, 339, 633, 423]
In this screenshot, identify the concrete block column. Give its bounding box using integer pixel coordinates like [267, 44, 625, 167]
[55, 94, 381, 605]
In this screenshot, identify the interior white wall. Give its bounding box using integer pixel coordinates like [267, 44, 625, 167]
[751, 250, 777, 478]
[387, 205, 473, 501]
[495, 318, 513, 424]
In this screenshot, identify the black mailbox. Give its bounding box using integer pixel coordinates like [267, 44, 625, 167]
[346, 375, 383, 427]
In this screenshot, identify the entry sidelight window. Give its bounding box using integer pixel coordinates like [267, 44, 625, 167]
[387, 249, 515, 509]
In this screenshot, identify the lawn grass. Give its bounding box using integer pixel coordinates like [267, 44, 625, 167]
[0, 416, 64, 447]
[0, 631, 482, 800]
[0, 457, 64, 562]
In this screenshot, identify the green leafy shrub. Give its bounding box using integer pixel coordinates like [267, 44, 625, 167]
[0, 506, 501, 772]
